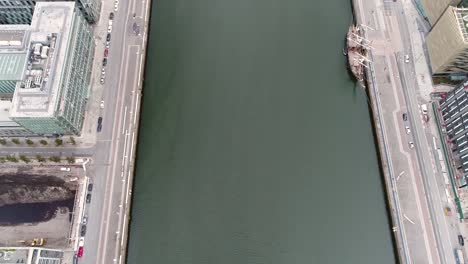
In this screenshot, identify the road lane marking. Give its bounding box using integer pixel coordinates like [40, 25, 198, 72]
[404, 214, 416, 225]
[122, 106, 128, 134]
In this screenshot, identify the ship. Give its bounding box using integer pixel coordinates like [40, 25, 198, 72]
[345, 25, 368, 86]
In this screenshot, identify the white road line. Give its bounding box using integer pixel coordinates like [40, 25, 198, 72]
[138, 52, 144, 86]
[404, 214, 416, 225]
[122, 106, 128, 134]
[121, 215, 127, 246]
[134, 93, 139, 125]
[129, 131, 135, 163]
[121, 129, 128, 165]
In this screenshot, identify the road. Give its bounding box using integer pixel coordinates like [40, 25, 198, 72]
[78, 0, 151, 263]
[0, 146, 94, 157]
[352, 0, 463, 263]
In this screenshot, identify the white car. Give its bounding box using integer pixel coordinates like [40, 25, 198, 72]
[78, 237, 85, 247]
[114, 3, 118, 11]
[107, 25, 112, 33]
[100, 101, 105, 109]
[408, 141, 414, 149]
[404, 54, 410, 63]
[405, 126, 410, 134]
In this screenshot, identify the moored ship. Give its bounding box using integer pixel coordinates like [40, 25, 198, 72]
[345, 25, 369, 86]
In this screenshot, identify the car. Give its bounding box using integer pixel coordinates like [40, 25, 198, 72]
[80, 225, 87, 236]
[82, 215, 88, 225]
[88, 183, 93, 192]
[404, 54, 410, 63]
[108, 20, 113, 26]
[408, 141, 414, 149]
[109, 12, 114, 20]
[459, 235, 464, 246]
[106, 41, 110, 49]
[402, 113, 408, 121]
[107, 25, 112, 33]
[100, 77, 105, 84]
[102, 58, 107, 67]
[101, 68, 106, 75]
[60, 167, 70, 172]
[114, 3, 118, 11]
[77, 246, 84, 257]
[97, 123, 102, 132]
[106, 33, 111, 42]
[98, 117, 103, 124]
[78, 237, 85, 247]
[100, 101, 105, 109]
[405, 126, 410, 134]
[104, 48, 109, 57]
[86, 193, 92, 203]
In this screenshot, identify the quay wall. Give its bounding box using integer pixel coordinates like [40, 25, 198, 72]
[350, 0, 407, 263]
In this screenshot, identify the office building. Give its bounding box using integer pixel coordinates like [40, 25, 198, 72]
[0, 0, 100, 25]
[421, 0, 461, 25]
[0, 25, 29, 96]
[10, 1, 94, 136]
[426, 7, 468, 75]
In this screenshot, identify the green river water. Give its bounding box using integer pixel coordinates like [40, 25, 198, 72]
[127, 0, 396, 263]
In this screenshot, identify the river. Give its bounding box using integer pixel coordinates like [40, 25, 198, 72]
[127, 0, 396, 263]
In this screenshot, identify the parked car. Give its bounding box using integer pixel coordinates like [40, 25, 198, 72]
[97, 123, 102, 133]
[60, 167, 70, 172]
[100, 101, 105, 109]
[402, 113, 408, 121]
[104, 48, 109, 57]
[102, 58, 107, 66]
[404, 54, 410, 63]
[405, 126, 410, 134]
[109, 12, 114, 20]
[86, 193, 92, 203]
[82, 215, 88, 225]
[78, 237, 85, 247]
[100, 77, 105, 84]
[80, 225, 87, 236]
[98, 117, 103, 124]
[106, 33, 111, 42]
[107, 25, 112, 33]
[459, 235, 464, 246]
[408, 141, 414, 149]
[77, 246, 84, 258]
[88, 183, 93, 192]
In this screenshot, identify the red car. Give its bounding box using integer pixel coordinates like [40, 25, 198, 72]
[78, 246, 84, 257]
[104, 48, 109, 57]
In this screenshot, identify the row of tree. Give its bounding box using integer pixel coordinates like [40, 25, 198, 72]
[0, 155, 75, 164]
[0, 137, 76, 146]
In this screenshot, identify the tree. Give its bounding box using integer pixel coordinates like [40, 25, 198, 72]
[11, 138, 20, 145]
[49, 156, 61, 163]
[55, 138, 63, 146]
[19, 155, 31, 163]
[39, 140, 48, 146]
[6, 155, 18, 162]
[36, 155, 46, 162]
[66, 157, 75, 164]
[26, 139, 34, 146]
[69, 136, 76, 145]
[0, 157, 6, 163]
[0, 138, 6, 145]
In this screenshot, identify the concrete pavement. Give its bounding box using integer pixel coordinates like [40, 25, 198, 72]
[77, 0, 150, 263]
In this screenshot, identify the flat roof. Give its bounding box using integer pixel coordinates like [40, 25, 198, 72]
[0, 25, 29, 81]
[10, 2, 76, 118]
[0, 248, 29, 264]
[0, 53, 27, 80]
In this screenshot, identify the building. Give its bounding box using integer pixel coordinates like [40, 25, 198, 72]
[9, 1, 94, 136]
[0, 0, 100, 25]
[0, 247, 64, 264]
[426, 7, 468, 75]
[420, 0, 461, 25]
[0, 100, 31, 136]
[0, 25, 29, 96]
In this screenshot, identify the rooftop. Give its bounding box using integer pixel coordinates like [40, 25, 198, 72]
[455, 7, 468, 42]
[0, 25, 29, 81]
[0, 248, 29, 264]
[10, 2, 76, 118]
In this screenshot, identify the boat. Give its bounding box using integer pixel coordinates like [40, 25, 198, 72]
[345, 25, 367, 86]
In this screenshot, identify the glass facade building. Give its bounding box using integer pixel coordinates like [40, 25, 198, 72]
[10, 2, 95, 136]
[0, 0, 100, 25]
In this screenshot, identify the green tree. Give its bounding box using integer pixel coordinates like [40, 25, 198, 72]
[66, 157, 75, 164]
[69, 136, 76, 145]
[26, 139, 34, 146]
[0, 138, 6, 145]
[39, 139, 48, 145]
[55, 138, 63, 146]
[19, 155, 30, 163]
[0, 157, 6, 163]
[11, 138, 20, 145]
[49, 156, 61, 163]
[6, 155, 18, 162]
[36, 155, 46, 162]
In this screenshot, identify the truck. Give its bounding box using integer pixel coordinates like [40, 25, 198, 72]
[455, 248, 465, 264]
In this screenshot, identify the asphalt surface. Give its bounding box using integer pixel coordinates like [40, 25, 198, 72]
[77, 0, 150, 263]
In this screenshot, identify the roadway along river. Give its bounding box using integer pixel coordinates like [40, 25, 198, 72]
[127, 0, 396, 263]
